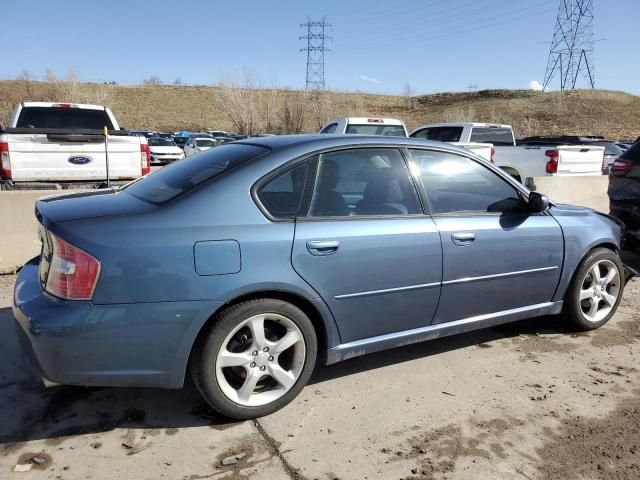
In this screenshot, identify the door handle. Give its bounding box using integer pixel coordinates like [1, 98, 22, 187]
[451, 232, 476, 246]
[307, 240, 340, 256]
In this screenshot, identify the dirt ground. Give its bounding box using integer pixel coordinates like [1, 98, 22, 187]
[0, 250, 639, 480]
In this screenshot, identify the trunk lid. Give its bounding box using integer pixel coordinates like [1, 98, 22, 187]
[556, 145, 604, 174]
[36, 189, 155, 225]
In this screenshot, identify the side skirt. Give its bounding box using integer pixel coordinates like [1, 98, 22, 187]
[324, 301, 563, 365]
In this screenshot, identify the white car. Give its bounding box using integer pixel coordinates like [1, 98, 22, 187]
[147, 137, 184, 165]
[319, 117, 408, 137]
[183, 137, 220, 157]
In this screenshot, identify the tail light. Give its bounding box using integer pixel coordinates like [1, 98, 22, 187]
[140, 143, 151, 175]
[44, 232, 101, 300]
[490, 146, 495, 163]
[612, 158, 632, 176]
[0, 142, 10, 179]
[545, 149, 559, 174]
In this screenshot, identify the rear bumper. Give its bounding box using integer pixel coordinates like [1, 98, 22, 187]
[13, 257, 222, 388]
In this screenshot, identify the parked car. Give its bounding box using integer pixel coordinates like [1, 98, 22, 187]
[0, 102, 150, 189]
[172, 136, 190, 150]
[183, 137, 220, 157]
[609, 141, 640, 248]
[207, 130, 231, 137]
[595, 141, 624, 174]
[147, 137, 185, 165]
[213, 136, 235, 144]
[230, 134, 249, 141]
[129, 130, 157, 138]
[13, 135, 635, 419]
[413, 124, 605, 183]
[320, 117, 408, 137]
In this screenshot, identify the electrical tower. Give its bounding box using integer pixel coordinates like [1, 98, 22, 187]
[543, 0, 595, 91]
[300, 16, 332, 90]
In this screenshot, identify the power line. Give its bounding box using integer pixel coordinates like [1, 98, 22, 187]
[300, 16, 332, 90]
[543, 0, 595, 91]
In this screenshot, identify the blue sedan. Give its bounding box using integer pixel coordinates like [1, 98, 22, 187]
[13, 135, 634, 419]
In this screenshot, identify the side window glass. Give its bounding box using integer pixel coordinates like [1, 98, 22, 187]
[258, 161, 313, 218]
[408, 149, 524, 215]
[309, 148, 420, 217]
[320, 123, 338, 134]
[411, 128, 430, 139]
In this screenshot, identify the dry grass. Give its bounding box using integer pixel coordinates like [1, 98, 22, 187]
[0, 80, 638, 140]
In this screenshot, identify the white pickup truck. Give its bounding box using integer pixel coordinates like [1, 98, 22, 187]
[409, 122, 605, 183]
[319, 118, 493, 161]
[0, 102, 150, 190]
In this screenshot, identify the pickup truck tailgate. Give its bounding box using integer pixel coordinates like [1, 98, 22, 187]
[557, 145, 604, 175]
[5, 133, 143, 182]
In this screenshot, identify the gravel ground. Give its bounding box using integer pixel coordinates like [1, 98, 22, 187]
[0, 250, 639, 479]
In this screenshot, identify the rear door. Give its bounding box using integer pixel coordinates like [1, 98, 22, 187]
[259, 147, 443, 344]
[407, 148, 563, 324]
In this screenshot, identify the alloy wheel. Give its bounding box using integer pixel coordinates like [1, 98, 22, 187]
[215, 313, 306, 407]
[579, 259, 620, 323]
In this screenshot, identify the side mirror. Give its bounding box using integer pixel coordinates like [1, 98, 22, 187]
[528, 191, 550, 213]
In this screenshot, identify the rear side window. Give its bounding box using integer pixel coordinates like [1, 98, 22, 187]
[345, 124, 406, 136]
[411, 126, 463, 142]
[320, 123, 338, 134]
[16, 107, 114, 130]
[469, 127, 514, 146]
[620, 142, 640, 163]
[124, 144, 268, 204]
[258, 161, 315, 218]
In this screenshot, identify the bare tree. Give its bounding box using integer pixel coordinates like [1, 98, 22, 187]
[173, 77, 183, 86]
[143, 76, 163, 86]
[403, 82, 416, 109]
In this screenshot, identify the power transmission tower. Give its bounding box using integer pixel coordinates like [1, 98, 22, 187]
[300, 16, 332, 90]
[543, 0, 595, 91]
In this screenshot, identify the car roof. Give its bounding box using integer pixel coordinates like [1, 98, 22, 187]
[235, 134, 477, 155]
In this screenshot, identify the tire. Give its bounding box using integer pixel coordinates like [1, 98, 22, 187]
[563, 248, 625, 330]
[190, 298, 317, 419]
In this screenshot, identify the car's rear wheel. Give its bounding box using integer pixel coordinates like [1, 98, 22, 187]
[564, 248, 624, 330]
[191, 298, 317, 419]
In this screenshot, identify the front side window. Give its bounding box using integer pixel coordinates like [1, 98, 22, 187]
[309, 148, 420, 217]
[408, 149, 524, 215]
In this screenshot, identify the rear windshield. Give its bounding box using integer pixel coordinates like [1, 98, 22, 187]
[148, 137, 176, 146]
[345, 124, 406, 136]
[620, 142, 640, 164]
[173, 137, 189, 145]
[16, 107, 114, 130]
[196, 139, 218, 148]
[123, 143, 269, 204]
[469, 127, 514, 146]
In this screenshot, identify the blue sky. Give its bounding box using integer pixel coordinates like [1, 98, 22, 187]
[2, 0, 638, 95]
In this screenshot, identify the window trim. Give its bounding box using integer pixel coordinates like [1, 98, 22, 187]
[251, 145, 429, 222]
[403, 146, 536, 218]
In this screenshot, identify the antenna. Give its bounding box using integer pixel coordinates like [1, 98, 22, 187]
[300, 16, 332, 90]
[543, 0, 595, 91]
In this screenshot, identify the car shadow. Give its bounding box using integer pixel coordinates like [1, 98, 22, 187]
[0, 304, 571, 445]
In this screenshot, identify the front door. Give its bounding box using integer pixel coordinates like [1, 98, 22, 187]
[290, 147, 442, 343]
[407, 148, 564, 324]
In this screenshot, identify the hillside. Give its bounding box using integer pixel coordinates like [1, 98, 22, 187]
[0, 80, 638, 140]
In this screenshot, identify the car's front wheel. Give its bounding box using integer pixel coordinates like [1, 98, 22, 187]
[191, 299, 317, 419]
[564, 248, 625, 330]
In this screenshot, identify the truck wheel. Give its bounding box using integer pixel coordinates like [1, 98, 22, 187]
[191, 299, 317, 419]
[563, 248, 624, 330]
